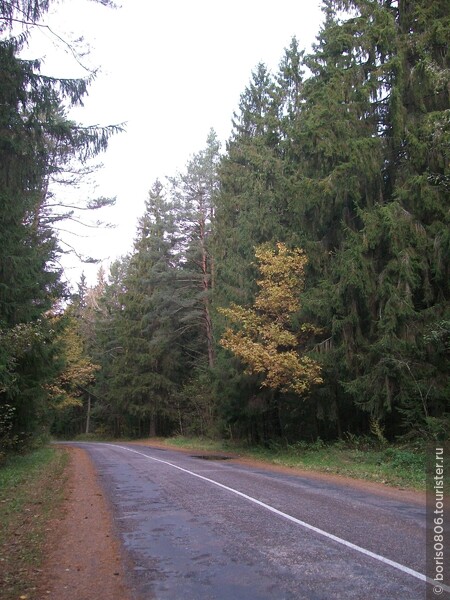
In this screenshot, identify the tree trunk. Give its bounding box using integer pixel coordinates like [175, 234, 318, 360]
[85, 394, 91, 434]
[149, 414, 156, 437]
[200, 215, 215, 367]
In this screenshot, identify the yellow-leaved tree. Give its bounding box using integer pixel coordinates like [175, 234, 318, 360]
[48, 315, 100, 410]
[219, 243, 322, 395]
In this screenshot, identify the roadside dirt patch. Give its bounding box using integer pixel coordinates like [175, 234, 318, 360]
[37, 446, 131, 600]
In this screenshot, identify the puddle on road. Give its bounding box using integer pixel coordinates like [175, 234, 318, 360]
[191, 455, 233, 461]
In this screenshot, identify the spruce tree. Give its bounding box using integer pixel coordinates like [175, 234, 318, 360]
[87, 183, 184, 437]
[0, 0, 119, 447]
[122, 180, 182, 436]
[214, 64, 288, 307]
[298, 0, 450, 437]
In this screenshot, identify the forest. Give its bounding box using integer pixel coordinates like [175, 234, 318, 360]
[1, 0, 449, 456]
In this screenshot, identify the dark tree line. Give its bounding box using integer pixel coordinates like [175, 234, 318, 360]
[65, 0, 449, 444]
[2, 0, 448, 449]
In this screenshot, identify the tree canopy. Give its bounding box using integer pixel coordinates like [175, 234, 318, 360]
[5, 0, 449, 448]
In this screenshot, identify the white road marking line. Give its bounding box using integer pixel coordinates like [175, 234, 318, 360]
[103, 443, 446, 591]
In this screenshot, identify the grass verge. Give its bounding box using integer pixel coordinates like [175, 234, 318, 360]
[148, 436, 426, 490]
[0, 446, 69, 600]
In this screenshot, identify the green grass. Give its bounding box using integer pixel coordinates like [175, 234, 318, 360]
[152, 436, 426, 490]
[0, 446, 69, 600]
[161, 435, 228, 452]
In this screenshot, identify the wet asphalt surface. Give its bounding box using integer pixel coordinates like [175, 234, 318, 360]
[74, 442, 427, 600]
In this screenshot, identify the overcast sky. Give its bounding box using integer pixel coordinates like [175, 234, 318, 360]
[26, 0, 324, 287]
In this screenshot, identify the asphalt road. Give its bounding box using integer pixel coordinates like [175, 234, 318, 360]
[74, 442, 429, 600]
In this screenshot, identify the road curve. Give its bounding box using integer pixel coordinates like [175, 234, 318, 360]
[69, 442, 428, 600]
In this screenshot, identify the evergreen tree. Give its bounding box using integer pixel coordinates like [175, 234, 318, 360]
[298, 0, 450, 437]
[119, 180, 182, 436]
[214, 64, 288, 307]
[87, 183, 184, 437]
[89, 257, 131, 437]
[84, 132, 222, 438]
[283, 0, 392, 436]
[212, 58, 314, 441]
[0, 0, 119, 448]
[169, 130, 221, 369]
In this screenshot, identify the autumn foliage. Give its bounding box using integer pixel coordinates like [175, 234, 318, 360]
[219, 243, 322, 395]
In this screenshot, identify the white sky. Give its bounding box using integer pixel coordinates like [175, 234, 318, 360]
[25, 0, 324, 288]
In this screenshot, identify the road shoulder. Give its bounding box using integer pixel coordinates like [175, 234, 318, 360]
[38, 446, 132, 600]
